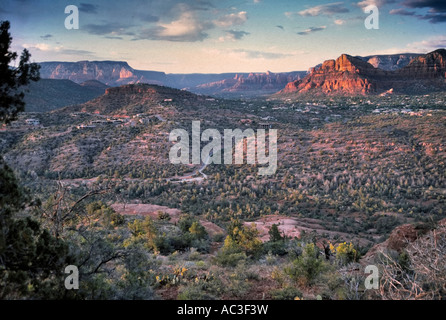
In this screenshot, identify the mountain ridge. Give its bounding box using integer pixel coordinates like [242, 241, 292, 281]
[22, 78, 108, 113]
[61, 83, 207, 116]
[38, 60, 306, 97]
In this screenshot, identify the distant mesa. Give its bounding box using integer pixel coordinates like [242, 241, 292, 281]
[39, 60, 166, 87]
[37, 60, 306, 98]
[277, 49, 446, 96]
[356, 53, 423, 71]
[192, 71, 306, 97]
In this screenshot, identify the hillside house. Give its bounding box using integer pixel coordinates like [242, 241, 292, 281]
[259, 122, 272, 129]
[25, 119, 40, 126]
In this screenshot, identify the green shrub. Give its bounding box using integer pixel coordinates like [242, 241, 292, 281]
[157, 211, 171, 221]
[178, 285, 217, 300]
[285, 243, 327, 286]
[330, 242, 359, 265]
[263, 241, 287, 256]
[212, 247, 247, 267]
[271, 286, 303, 300]
[212, 233, 225, 242]
[224, 219, 263, 257]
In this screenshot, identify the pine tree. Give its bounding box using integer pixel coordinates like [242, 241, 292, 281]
[0, 21, 71, 299]
[0, 20, 40, 123]
[268, 223, 284, 242]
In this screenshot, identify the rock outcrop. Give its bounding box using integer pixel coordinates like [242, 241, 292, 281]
[396, 49, 446, 79]
[278, 49, 446, 96]
[361, 218, 446, 265]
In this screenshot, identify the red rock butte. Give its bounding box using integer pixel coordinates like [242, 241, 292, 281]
[279, 49, 446, 96]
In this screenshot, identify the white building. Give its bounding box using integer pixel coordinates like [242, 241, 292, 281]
[25, 119, 40, 126]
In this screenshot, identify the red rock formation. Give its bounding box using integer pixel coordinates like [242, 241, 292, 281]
[396, 49, 446, 79]
[278, 49, 446, 96]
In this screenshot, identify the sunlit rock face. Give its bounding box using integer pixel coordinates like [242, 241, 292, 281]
[278, 49, 446, 96]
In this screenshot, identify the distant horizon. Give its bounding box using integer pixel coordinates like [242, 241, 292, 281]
[2, 0, 445, 73]
[33, 48, 444, 75]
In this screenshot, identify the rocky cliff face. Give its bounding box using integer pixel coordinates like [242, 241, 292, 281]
[194, 71, 305, 96]
[396, 49, 446, 79]
[39, 61, 166, 86]
[278, 49, 446, 96]
[357, 53, 422, 71]
[281, 54, 383, 95]
[361, 218, 446, 265]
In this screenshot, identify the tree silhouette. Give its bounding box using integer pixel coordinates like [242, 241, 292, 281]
[0, 20, 40, 124]
[0, 21, 71, 299]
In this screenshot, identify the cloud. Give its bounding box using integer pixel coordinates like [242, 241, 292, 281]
[372, 35, 446, 54]
[23, 43, 95, 56]
[389, 8, 416, 15]
[59, 49, 96, 56]
[104, 36, 124, 40]
[138, 13, 160, 22]
[40, 34, 53, 40]
[407, 36, 446, 51]
[405, 35, 446, 51]
[418, 13, 446, 23]
[220, 30, 250, 41]
[23, 43, 52, 51]
[297, 26, 327, 35]
[356, 0, 396, 9]
[298, 2, 349, 17]
[184, 0, 215, 11]
[79, 3, 98, 14]
[136, 10, 213, 42]
[130, 2, 220, 42]
[83, 23, 135, 36]
[402, 0, 446, 12]
[396, 0, 446, 23]
[232, 49, 295, 60]
[214, 11, 248, 27]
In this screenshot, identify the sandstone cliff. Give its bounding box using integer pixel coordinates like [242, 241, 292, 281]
[278, 49, 446, 96]
[39, 61, 166, 86]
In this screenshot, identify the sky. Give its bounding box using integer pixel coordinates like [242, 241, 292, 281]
[1, 0, 445, 73]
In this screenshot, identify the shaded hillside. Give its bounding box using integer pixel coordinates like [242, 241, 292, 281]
[22, 79, 108, 112]
[63, 83, 209, 115]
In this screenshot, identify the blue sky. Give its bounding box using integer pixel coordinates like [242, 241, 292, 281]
[1, 0, 445, 73]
